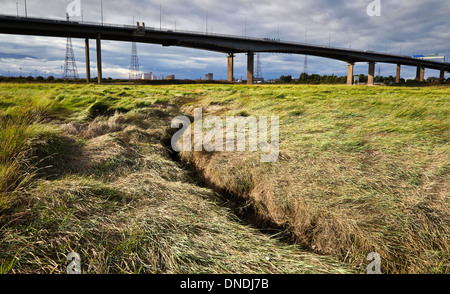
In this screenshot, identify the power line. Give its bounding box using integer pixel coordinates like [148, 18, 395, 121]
[244, 16, 247, 37]
[101, 0, 103, 25]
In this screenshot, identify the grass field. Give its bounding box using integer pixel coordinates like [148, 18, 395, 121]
[0, 83, 448, 274]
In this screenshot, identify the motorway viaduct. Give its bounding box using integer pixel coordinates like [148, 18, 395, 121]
[1, 15, 449, 85]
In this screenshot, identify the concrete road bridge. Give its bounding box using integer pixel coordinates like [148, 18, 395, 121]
[1, 15, 449, 84]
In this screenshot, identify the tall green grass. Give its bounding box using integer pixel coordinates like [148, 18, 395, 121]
[0, 84, 70, 210]
[0, 116, 33, 210]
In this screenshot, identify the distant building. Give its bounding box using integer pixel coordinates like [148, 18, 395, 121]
[205, 73, 214, 80]
[141, 72, 157, 80]
[165, 75, 175, 80]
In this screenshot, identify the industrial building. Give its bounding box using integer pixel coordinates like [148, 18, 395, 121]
[141, 72, 157, 80]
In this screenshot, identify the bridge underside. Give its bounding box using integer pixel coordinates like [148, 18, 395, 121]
[1, 15, 449, 84]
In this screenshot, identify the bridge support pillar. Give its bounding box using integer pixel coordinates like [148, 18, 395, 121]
[396, 64, 401, 83]
[247, 52, 254, 85]
[85, 38, 90, 83]
[96, 34, 102, 84]
[346, 62, 354, 85]
[367, 62, 375, 85]
[227, 53, 234, 83]
[416, 65, 424, 82]
[439, 69, 445, 84]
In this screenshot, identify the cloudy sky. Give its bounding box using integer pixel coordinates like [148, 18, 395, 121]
[0, 0, 449, 80]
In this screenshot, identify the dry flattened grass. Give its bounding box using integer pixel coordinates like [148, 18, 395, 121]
[1, 97, 353, 274]
[109, 171, 351, 274]
[60, 112, 128, 139]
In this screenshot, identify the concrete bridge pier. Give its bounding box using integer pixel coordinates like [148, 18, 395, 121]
[439, 69, 445, 84]
[85, 38, 90, 83]
[416, 65, 424, 82]
[227, 53, 234, 82]
[347, 62, 354, 85]
[396, 64, 401, 83]
[247, 52, 254, 84]
[367, 62, 375, 85]
[96, 34, 102, 84]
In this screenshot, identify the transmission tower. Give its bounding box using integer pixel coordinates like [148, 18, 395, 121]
[63, 14, 79, 80]
[254, 52, 264, 82]
[129, 42, 141, 80]
[303, 55, 308, 75]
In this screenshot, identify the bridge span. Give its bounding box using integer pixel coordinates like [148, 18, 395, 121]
[1, 15, 449, 84]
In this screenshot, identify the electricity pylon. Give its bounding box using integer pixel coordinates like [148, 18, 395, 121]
[129, 42, 141, 80]
[254, 52, 264, 82]
[63, 14, 79, 80]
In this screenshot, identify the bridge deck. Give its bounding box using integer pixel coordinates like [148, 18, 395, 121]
[0, 15, 449, 72]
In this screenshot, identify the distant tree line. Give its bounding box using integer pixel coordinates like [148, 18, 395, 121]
[297, 73, 348, 84]
[0, 76, 233, 85]
[278, 73, 348, 84]
[276, 73, 450, 85]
